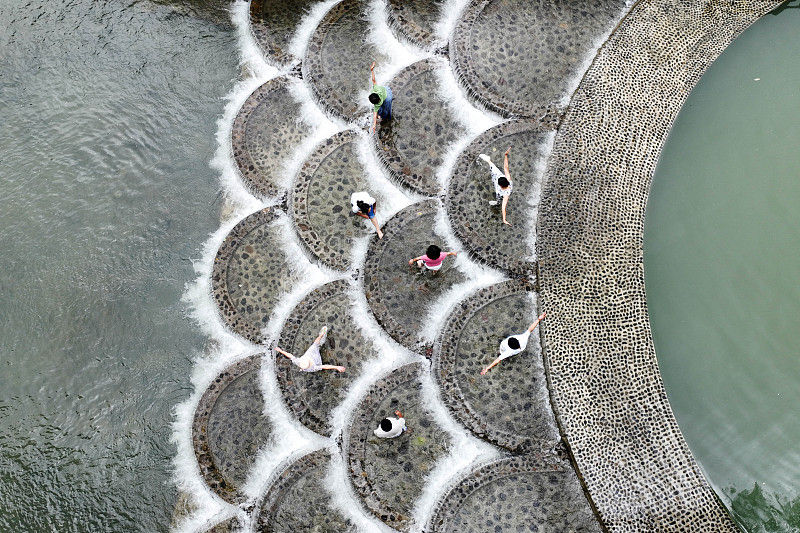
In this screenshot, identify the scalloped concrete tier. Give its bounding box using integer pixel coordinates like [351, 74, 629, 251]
[450, 0, 631, 119]
[536, 0, 781, 529]
[426, 455, 600, 532]
[364, 199, 465, 351]
[275, 280, 377, 436]
[345, 363, 451, 530]
[201, 517, 243, 533]
[212, 207, 295, 343]
[249, 0, 317, 66]
[386, 0, 446, 48]
[254, 450, 356, 532]
[446, 120, 549, 274]
[433, 279, 558, 453]
[192, 355, 272, 504]
[303, 0, 389, 120]
[374, 58, 466, 195]
[290, 129, 382, 271]
[232, 77, 308, 199]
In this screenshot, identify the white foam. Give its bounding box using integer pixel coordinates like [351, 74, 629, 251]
[365, 0, 430, 88]
[433, 58, 502, 134]
[433, 0, 472, 43]
[354, 129, 420, 215]
[287, 0, 341, 61]
[525, 130, 556, 262]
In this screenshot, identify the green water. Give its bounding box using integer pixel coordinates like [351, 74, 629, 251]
[644, 5, 800, 532]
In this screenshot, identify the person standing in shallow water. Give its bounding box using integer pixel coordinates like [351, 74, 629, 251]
[350, 190, 383, 239]
[409, 244, 457, 275]
[478, 147, 513, 225]
[480, 313, 546, 375]
[369, 61, 393, 133]
[274, 326, 346, 373]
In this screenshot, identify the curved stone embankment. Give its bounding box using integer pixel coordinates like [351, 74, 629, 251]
[254, 450, 356, 532]
[192, 355, 272, 503]
[374, 58, 466, 196]
[364, 199, 465, 351]
[275, 280, 376, 436]
[445, 119, 549, 275]
[290, 129, 378, 271]
[536, 0, 782, 530]
[433, 279, 558, 453]
[345, 363, 451, 531]
[303, 0, 389, 120]
[212, 207, 295, 344]
[249, 0, 317, 65]
[450, 0, 632, 119]
[386, 0, 446, 48]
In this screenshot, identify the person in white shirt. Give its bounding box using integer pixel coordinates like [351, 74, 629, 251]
[480, 313, 546, 375]
[350, 191, 383, 239]
[478, 147, 513, 225]
[275, 326, 346, 373]
[373, 410, 407, 438]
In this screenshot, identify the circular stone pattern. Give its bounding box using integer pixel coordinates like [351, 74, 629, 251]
[375, 58, 466, 195]
[212, 207, 295, 343]
[290, 130, 379, 271]
[433, 280, 559, 453]
[364, 199, 465, 351]
[249, 0, 317, 65]
[202, 517, 244, 533]
[450, 0, 629, 118]
[446, 120, 548, 274]
[255, 450, 356, 532]
[346, 363, 451, 530]
[192, 355, 272, 503]
[232, 77, 308, 199]
[427, 455, 600, 532]
[386, 0, 446, 48]
[276, 280, 376, 436]
[303, 0, 389, 120]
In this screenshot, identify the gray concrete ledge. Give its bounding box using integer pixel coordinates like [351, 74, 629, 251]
[249, 0, 317, 66]
[232, 77, 308, 199]
[192, 355, 271, 504]
[254, 449, 356, 532]
[535, 0, 782, 530]
[345, 362, 451, 530]
[432, 279, 559, 453]
[426, 454, 600, 533]
[275, 280, 376, 436]
[386, 0, 446, 48]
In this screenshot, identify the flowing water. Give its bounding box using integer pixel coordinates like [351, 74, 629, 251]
[645, 5, 800, 531]
[0, 1, 237, 530]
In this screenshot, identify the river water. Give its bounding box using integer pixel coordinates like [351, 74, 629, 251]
[645, 5, 800, 531]
[0, 1, 237, 530]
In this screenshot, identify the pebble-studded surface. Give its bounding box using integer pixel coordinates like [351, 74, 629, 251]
[232, 77, 309, 199]
[249, 0, 317, 65]
[433, 280, 558, 454]
[254, 450, 357, 532]
[290, 129, 379, 271]
[374, 58, 466, 196]
[346, 363, 451, 531]
[191, 355, 272, 504]
[275, 280, 376, 436]
[303, 0, 389, 120]
[386, 0, 446, 48]
[446, 120, 549, 274]
[364, 199, 465, 351]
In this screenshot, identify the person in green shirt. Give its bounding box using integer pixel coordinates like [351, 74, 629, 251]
[369, 61, 393, 133]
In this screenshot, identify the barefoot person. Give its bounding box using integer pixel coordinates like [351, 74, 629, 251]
[408, 245, 457, 274]
[275, 326, 346, 373]
[369, 61, 393, 133]
[351, 190, 383, 239]
[480, 313, 546, 375]
[478, 147, 513, 225]
[373, 410, 407, 439]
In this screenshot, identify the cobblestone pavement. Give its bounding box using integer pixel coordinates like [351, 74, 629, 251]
[181, 0, 781, 530]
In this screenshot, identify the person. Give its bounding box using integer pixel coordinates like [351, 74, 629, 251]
[274, 326, 346, 373]
[408, 245, 457, 274]
[350, 191, 383, 239]
[374, 410, 407, 439]
[369, 61, 393, 133]
[477, 147, 513, 225]
[480, 312, 546, 375]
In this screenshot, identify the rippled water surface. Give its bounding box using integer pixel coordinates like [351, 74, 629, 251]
[0, 1, 237, 530]
[645, 5, 800, 532]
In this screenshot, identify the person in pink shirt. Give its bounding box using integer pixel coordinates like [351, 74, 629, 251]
[408, 245, 457, 275]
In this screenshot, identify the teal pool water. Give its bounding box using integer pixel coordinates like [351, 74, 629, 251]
[645, 5, 800, 531]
